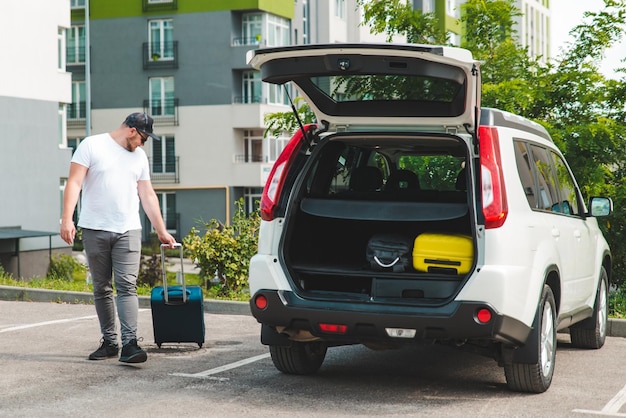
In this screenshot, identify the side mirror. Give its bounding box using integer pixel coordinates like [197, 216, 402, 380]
[589, 196, 613, 217]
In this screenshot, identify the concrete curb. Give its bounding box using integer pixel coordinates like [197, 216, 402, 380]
[0, 285, 251, 316]
[1, 285, 624, 337]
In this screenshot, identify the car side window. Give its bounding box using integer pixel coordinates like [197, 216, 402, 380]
[549, 151, 581, 216]
[529, 145, 560, 212]
[513, 140, 538, 208]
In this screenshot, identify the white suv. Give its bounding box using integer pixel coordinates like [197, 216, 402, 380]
[247, 44, 612, 393]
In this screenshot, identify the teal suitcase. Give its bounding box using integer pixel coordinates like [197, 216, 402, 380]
[151, 244, 205, 348]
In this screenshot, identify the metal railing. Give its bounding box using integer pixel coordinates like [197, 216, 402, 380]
[232, 37, 263, 47]
[66, 46, 86, 66]
[234, 154, 268, 163]
[143, 98, 179, 126]
[142, 0, 177, 12]
[233, 96, 264, 104]
[148, 156, 180, 184]
[143, 42, 178, 69]
[67, 102, 86, 127]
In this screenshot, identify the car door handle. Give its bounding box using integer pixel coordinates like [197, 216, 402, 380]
[574, 230, 581, 240]
[551, 228, 560, 238]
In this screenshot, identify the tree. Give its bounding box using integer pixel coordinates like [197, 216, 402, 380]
[263, 0, 626, 284]
[183, 199, 260, 296]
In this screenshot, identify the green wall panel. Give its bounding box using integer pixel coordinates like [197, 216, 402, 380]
[90, 0, 293, 20]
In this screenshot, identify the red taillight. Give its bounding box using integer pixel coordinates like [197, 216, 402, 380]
[476, 308, 492, 324]
[479, 126, 508, 229]
[318, 323, 348, 334]
[260, 124, 316, 221]
[254, 294, 268, 310]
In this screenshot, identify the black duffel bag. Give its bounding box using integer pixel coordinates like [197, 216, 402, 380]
[366, 233, 413, 272]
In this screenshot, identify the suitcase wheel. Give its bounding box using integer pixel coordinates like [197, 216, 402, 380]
[198, 343, 202, 348]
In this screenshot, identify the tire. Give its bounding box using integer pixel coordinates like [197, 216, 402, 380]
[570, 267, 608, 349]
[504, 285, 557, 393]
[269, 341, 328, 375]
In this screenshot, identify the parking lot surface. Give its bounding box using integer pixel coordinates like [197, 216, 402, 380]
[2, 299, 626, 417]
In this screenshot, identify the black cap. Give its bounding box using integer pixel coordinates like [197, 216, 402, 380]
[123, 112, 159, 140]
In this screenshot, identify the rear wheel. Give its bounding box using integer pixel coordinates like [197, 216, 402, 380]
[269, 341, 328, 375]
[570, 267, 608, 349]
[504, 285, 557, 393]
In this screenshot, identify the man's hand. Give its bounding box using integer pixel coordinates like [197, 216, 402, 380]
[158, 231, 177, 248]
[60, 219, 76, 245]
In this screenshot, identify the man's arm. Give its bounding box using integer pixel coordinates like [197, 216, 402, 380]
[137, 179, 176, 246]
[60, 162, 88, 245]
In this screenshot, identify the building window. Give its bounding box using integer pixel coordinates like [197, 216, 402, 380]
[241, 129, 290, 163]
[66, 25, 85, 64]
[149, 77, 175, 116]
[242, 71, 262, 103]
[67, 138, 82, 153]
[302, 0, 309, 44]
[157, 192, 177, 232]
[57, 28, 66, 71]
[335, 0, 345, 19]
[268, 83, 289, 106]
[244, 188, 263, 215]
[267, 14, 290, 47]
[152, 135, 176, 173]
[70, 0, 85, 8]
[149, 19, 174, 61]
[243, 130, 264, 162]
[58, 104, 67, 146]
[239, 13, 289, 47]
[242, 13, 263, 45]
[68, 81, 86, 121]
[267, 133, 290, 162]
[446, 0, 461, 18]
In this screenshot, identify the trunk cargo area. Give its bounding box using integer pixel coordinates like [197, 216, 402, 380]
[280, 133, 476, 304]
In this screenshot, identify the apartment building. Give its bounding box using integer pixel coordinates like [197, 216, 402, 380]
[64, 0, 550, 245]
[413, 0, 550, 60]
[65, 0, 392, 243]
[0, 0, 72, 278]
[514, 0, 551, 62]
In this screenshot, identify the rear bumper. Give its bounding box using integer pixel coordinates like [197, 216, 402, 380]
[250, 290, 531, 346]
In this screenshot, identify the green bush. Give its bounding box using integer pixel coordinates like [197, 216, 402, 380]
[138, 254, 163, 288]
[47, 254, 85, 281]
[183, 198, 260, 296]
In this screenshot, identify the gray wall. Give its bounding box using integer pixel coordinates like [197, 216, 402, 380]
[0, 95, 73, 277]
[90, 11, 237, 109]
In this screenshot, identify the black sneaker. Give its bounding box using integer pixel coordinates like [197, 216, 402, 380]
[119, 338, 147, 363]
[88, 339, 119, 360]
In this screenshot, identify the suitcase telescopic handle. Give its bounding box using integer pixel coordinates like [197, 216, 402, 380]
[161, 243, 186, 304]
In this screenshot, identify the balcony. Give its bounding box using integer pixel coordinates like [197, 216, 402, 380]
[233, 96, 263, 104]
[66, 46, 86, 67]
[148, 156, 179, 184]
[67, 102, 86, 127]
[143, 98, 179, 126]
[143, 42, 178, 70]
[142, 0, 177, 12]
[232, 37, 262, 47]
[234, 154, 268, 163]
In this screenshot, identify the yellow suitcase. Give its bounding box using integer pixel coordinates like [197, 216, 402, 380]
[413, 233, 473, 275]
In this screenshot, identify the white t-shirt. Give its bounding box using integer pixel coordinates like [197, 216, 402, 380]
[71, 133, 151, 233]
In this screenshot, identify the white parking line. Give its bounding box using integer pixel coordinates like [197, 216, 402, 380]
[171, 352, 271, 380]
[573, 383, 626, 416]
[0, 309, 150, 334]
[0, 315, 98, 333]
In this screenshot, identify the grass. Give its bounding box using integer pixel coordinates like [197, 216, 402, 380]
[0, 264, 250, 303]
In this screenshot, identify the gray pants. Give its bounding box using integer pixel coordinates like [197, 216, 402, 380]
[82, 228, 142, 346]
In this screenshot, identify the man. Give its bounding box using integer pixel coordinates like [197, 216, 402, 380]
[60, 112, 176, 363]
